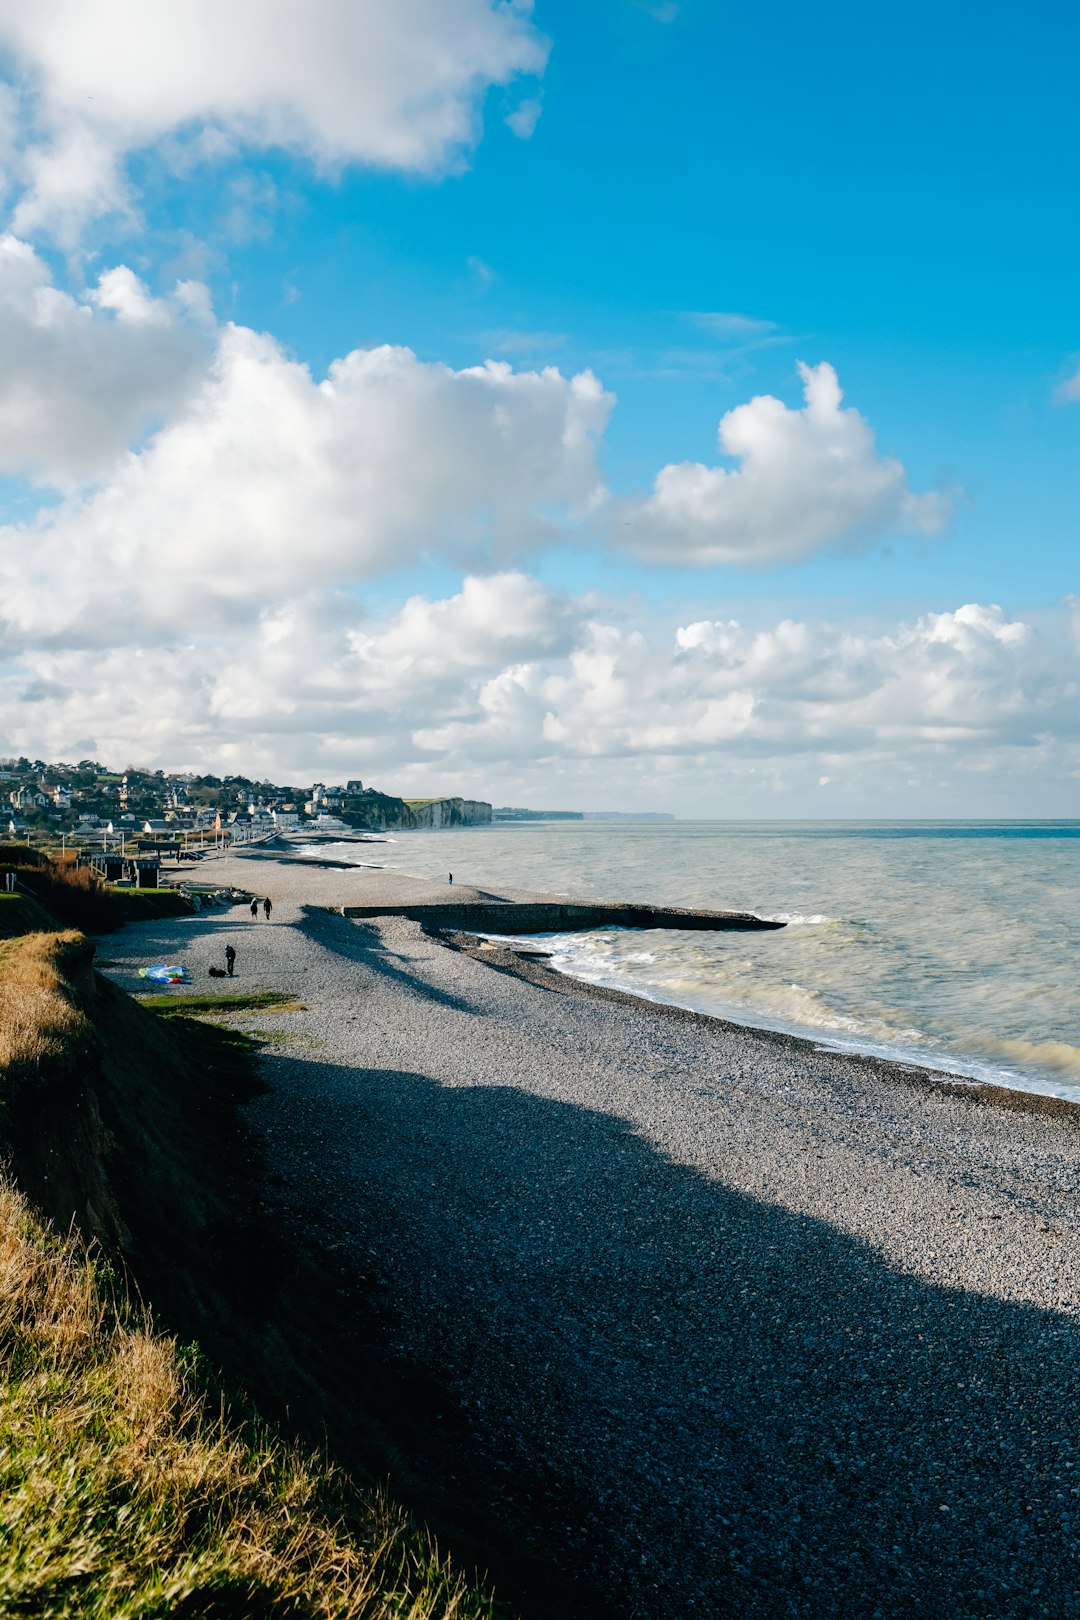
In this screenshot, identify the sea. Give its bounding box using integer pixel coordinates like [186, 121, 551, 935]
[307, 821, 1080, 1104]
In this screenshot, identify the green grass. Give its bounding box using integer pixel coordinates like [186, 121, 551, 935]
[135, 993, 310, 1088]
[138, 991, 306, 1017]
[104, 889, 193, 925]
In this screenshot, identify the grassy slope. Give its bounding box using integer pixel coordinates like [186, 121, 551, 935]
[0, 928, 501, 1620]
[0, 1180, 490, 1619]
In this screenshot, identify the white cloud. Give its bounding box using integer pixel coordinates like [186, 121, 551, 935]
[347, 573, 580, 692]
[505, 97, 543, 139]
[2, 585, 1076, 811]
[0, 286, 956, 671]
[484, 328, 568, 355]
[689, 311, 779, 341]
[0, 318, 963, 667]
[421, 601, 1055, 763]
[0, 233, 212, 483]
[620, 361, 951, 565]
[1054, 361, 1080, 405]
[0, 0, 549, 240]
[0, 326, 612, 647]
[399, 596, 1078, 805]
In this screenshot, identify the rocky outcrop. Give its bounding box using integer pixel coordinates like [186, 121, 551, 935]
[407, 798, 492, 829]
[339, 792, 492, 832]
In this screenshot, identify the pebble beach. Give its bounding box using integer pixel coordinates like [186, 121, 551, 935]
[99, 847, 1080, 1619]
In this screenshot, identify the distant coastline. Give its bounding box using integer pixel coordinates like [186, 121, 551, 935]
[493, 807, 675, 823]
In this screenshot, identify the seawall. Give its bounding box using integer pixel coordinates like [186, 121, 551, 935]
[339, 898, 785, 934]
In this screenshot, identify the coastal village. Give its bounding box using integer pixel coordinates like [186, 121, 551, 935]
[1, 756, 494, 848]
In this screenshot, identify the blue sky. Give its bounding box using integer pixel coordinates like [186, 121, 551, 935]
[0, 1, 1077, 813]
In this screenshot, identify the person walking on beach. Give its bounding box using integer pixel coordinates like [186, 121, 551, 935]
[224, 944, 236, 977]
[448, 873, 453, 885]
[250, 897, 259, 919]
[263, 896, 272, 920]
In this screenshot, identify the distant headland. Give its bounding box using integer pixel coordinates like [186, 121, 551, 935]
[492, 806, 674, 823]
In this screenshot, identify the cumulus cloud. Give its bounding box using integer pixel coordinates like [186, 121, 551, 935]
[0, 300, 957, 673]
[3, 577, 1075, 813]
[0, 327, 612, 648]
[414, 600, 1071, 767]
[0, 234, 212, 483]
[346, 573, 580, 692]
[0, 0, 549, 240]
[0, 573, 582, 777]
[0, 316, 969, 687]
[620, 361, 951, 565]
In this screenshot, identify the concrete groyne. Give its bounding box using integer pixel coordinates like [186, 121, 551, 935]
[339, 899, 785, 934]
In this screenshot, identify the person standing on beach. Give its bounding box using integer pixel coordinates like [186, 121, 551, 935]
[224, 944, 236, 977]
[250, 898, 259, 919]
[263, 896, 272, 920]
[448, 873, 453, 884]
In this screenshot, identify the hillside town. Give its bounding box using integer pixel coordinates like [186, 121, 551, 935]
[1, 757, 492, 847]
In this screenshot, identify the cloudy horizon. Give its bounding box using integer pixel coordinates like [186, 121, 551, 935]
[1, 1, 1077, 816]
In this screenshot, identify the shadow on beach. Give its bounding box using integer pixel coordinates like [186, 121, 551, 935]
[93, 906, 1079, 1616]
[294, 905, 481, 1013]
[253, 1054, 1080, 1620]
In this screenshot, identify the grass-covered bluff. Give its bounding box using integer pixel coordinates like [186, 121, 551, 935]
[0, 896, 502, 1616]
[0, 1179, 487, 1619]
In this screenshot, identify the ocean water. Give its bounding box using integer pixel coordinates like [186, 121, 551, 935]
[315, 821, 1080, 1103]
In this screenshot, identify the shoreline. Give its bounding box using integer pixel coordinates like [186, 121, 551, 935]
[96, 872, 1080, 1617]
[444, 928, 1080, 1121]
[176, 844, 1080, 1112]
[477, 932, 1080, 1112]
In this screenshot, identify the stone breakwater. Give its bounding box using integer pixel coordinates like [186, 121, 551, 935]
[339, 898, 786, 934]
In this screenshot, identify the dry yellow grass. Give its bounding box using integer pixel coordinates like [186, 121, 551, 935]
[0, 932, 501, 1620]
[0, 930, 97, 1096]
[0, 1178, 497, 1619]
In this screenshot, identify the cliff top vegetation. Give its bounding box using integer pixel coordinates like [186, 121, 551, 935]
[0, 1176, 494, 1619]
[0, 916, 503, 1620]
